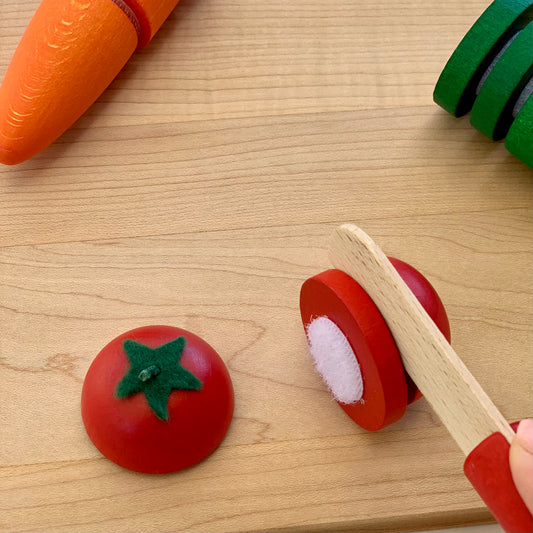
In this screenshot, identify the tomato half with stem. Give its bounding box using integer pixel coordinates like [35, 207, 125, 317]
[81, 325, 234, 474]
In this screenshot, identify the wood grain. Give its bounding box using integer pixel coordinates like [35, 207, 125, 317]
[0, 0, 531, 531]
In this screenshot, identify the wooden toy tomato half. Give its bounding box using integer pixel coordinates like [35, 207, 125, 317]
[300, 261, 451, 430]
[300, 269, 408, 431]
[81, 325, 234, 474]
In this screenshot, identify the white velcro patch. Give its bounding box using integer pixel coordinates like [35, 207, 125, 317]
[305, 316, 363, 404]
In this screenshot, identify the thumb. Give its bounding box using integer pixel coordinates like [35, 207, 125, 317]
[509, 419, 533, 514]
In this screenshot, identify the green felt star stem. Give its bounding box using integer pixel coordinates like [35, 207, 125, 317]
[115, 336, 202, 421]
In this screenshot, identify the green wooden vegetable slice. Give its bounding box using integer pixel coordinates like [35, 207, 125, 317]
[434, 0, 533, 117]
[470, 23, 533, 140]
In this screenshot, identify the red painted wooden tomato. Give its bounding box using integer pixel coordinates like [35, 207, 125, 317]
[81, 325, 234, 474]
[300, 259, 451, 430]
[300, 269, 408, 431]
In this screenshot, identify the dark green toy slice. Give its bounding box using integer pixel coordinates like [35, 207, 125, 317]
[470, 23, 533, 140]
[505, 92, 533, 167]
[434, 0, 533, 117]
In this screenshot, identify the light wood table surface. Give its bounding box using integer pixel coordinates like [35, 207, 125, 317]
[0, 1, 531, 531]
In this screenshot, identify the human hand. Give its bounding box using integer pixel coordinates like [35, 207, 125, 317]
[510, 419, 533, 514]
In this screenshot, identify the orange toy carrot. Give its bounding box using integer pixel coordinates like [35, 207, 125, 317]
[0, 0, 181, 165]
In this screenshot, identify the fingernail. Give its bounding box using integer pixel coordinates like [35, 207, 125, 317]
[516, 419, 533, 455]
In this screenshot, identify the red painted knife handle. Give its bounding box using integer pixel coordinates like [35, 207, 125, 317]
[464, 424, 532, 533]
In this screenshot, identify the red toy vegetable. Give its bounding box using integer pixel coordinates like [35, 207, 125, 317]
[299, 258, 451, 430]
[81, 325, 234, 474]
[300, 268, 408, 431]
